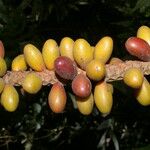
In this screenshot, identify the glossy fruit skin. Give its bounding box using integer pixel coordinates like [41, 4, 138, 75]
[48, 82, 67, 113]
[73, 39, 93, 70]
[22, 73, 42, 94]
[1, 84, 19, 112]
[123, 68, 144, 89]
[11, 54, 27, 71]
[109, 57, 123, 65]
[42, 39, 60, 70]
[94, 36, 113, 63]
[24, 44, 45, 71]
[86, 59, 105, 81]
[125, 37, 150, 61]
[72, 74, 92, 98]
[0, 57, 7, 77]
[76, 93, 94, 115]
[94, 81, 113, 114]
[54, 56, 77, 80]
[135, 78, 150, 106]
[137, 25, 150, 45]
[60, 37, 74, 60]
[0, 41, 5, 58]
[0, 78, 5, 93]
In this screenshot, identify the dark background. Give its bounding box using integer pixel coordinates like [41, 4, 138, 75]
[0, 0, 150, 149]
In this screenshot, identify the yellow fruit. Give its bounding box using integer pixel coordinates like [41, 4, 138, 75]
[94, 81, 113, 114]
[94, 36, 113, 63]
[22, 73, 42, 94]
[0, 57, 7, 77]
[86, 59, 105, 81]
[0, 78, 5, 93]
[123, 68, 143, 89]
[48, 82, 67, 113]
[107, 83, 114, 94]
[42, 39, 60, 70]
[135, 78, 150, 106]
[1, 84, 19, 112]
[76, 93, 94, 115]
[73, 39, 93, 70]
[24, 44, 45, 71]
[0, 41, 5, 58]
[109, 57, 123, 65]
[137, 25, 150, 45]
[60, 37, 74, 60]
[11, 54, 27, 71]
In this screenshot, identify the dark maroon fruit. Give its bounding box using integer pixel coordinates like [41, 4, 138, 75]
[72, 74, 92, 98]
[125, 37, 150, 61]
[54, 56, 77, 80]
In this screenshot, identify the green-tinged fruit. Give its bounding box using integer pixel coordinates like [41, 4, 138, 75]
[60, 37, 74, 60]
[123, 68, 143, 89]
[22, 73, 42, 94]
[42, 39, 60, 70]
[137, 25, 150, 45]
[0, 57, 7, 77]
[11, 54, 27, 71]
[0, 78, 5, 93]
[76, 93, 94, 115]
[94, 36, 113, 63]
[24, 44, 45, 71]
[1, 84, 19, 112]
[48, 82, 67, 113]
[86, 59, 105, 81]
[73, 39, 93, 70]
[135, 78, 150, 106]
[94, 81, 113, 114]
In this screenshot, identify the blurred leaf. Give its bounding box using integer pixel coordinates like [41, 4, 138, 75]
[97, 131, 107, 149]
[110, 131, 119, 150]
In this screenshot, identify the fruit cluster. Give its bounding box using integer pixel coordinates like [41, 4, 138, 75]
[0, 25, 150, 115]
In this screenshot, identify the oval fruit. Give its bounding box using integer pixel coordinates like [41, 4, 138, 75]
[76, 93, 94, 115]
[109, 57, 123, 65]
[24, 44, 45, 71]
[86, 59, 105, 81]
[42, 39, 60, 70]
[94, 36, 113, 63]
[135, 78, 150, 106]
[1, 84, 19, 112]
[107, 83, 114, 94]
[11, 54, 27, 71]
[54, 56, 77, 80]
[48, 82, 67, 113]
[123, 68, 144, 88]
[137, 25, 150, 45]
[22, 73, 42, 94]
[94, 81, 113, 114]
[73, 39, 93, 70]
[125, 37, 150, 61]
[72, 74, 92, 98]
[0, 57, 7, 77]
[60, 37, 74, 60]
[0, 78, 5, 93]
[0, 41, 5, 58]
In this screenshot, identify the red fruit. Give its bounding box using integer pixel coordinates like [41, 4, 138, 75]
[48, 82, 67, 113]
[72, 74, 92, 98]
[0, 41, 5, 58]
[125, 37, 150, 61]
[54, 56, 77, 80]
